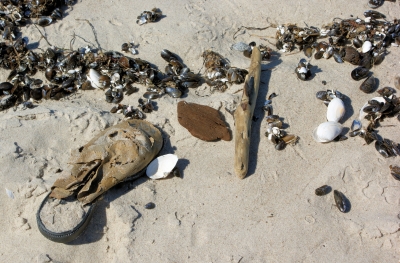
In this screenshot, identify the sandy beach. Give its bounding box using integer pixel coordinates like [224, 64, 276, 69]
[0, 0, 399, 262]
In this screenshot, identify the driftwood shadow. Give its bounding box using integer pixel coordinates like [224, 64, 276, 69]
[246, 54, 282, 178]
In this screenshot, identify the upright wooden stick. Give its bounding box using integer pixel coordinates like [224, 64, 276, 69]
[234, 47, 262, 179]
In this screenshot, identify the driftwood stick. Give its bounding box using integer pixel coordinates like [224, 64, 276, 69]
[234, 47, 262, 179]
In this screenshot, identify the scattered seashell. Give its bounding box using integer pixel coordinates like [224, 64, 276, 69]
[5, 188, 14, 199]
[312, 121, 343, 143]
[315, 185, 331, 196]
[146, 154, 179, 180]
[333, 190, 348, 213]
[326, 97, 345, 122]
[351, 119, 362, 131]
[87, 69, 103, 89]
[359, 75, 376, 94]
[144, 202, 156, 209]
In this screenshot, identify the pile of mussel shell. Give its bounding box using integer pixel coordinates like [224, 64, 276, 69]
[202, 50, 248, 92]
[313, 90, 346, 143]
[350, 92, 400, 157]
[136, 8, 162, 25]
[0, 0, 73, 40]
[276, 10, 400, 88]
[263, 93, 299, 150]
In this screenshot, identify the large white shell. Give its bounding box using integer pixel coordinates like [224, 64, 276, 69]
[87, 69, 102, 89]
[146, 154, 178, 179]
[312, 121, 343, 143]
[362, 40, 372, 53]
[327, 97, 345, 122]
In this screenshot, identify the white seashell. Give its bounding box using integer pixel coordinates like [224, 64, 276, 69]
[87, 69, 102, 88]
[326, 97, 345, 122]
[5, 188, 14, 199]
[146, 154, 178, 180]
[312, 121, 343, 143]
[362, 41, 372, 53]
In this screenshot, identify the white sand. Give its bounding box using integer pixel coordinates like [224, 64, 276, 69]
[0, 0, 399, 262]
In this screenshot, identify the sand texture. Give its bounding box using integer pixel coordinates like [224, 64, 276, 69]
[0, 0, 399, 262]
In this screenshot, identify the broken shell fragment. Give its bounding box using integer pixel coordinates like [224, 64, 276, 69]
[146, 154, 179, 180]
[394, 74, 400, 90]
[389, 165, 400, 181]
[312, 121, 343, 143]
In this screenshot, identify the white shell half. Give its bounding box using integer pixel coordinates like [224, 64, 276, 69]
[326, 97, 345, 122]
[146, 154, 178, 180]
[87, 69, 102, 89]
[362, 41, 372, 53]
[312, 121, 343, 143]
[5, 188, 14, 199]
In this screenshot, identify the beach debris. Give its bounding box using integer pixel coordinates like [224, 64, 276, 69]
[377, 87, 396, 97]
[368, 0, 384, 9]
[326, 97, 345, 122]
[295, 59, 312, 80]
[231, 42, 251, 52]
[144, 202, 156, 209]
[50, 120, 163, 205]
[202, 50, 248, 92]
[160, 49, 201, 96]
[315, 185, 331, 196]
[136, 8, 162, 25]
[351, 67, 370, 81]
[146, 154, 179, 180]
[240, 42, 272, 61]
[389, 165, 400, 181]
[359, 75, 377, 94]
[121, 42, 138, 55]
[394, 74, 400, 90]
[177, 101, 231, 141]
[264, 93, 299, 150]
[312, 121, 343, 143]
[5, 188, 14, 199]
[333, 190, 348, 213]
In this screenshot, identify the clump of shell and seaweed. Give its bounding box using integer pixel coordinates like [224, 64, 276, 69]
[202, 50, 249, 92]
[263, 93, 299, 150]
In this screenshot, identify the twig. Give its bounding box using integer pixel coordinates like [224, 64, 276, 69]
[233, 25, 272, 40]
[76, 19, 102, 52]
[33, 24, 53, 46]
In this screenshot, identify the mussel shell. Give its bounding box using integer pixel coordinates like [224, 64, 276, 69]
[144, 202, 156, 209]
[312, 121, 343, 143]
[342, 46, 360, 65]
[30, 88, 43, 100]
[351, 119, 362, 131]
[316, 90, 328, 101]
[315, 185, 331, 196]
[0, 82, 13, 94]
[143, 91, 159, 100]
[37, 16, 53, 27]
[389, 165, 400, 181]
[351, 67, 369, 81]
[359, 52, 373, 69]
[377, 87, 396, 97]
[353, 39, 363, 48]
[359, 75, 376, 94]
[275, 140, 286, 150]
[362, 41, 372, 53]
[333, 190, 348, 213]
[161, 49, 178, 62]
[375, 140, 392, 158]
[368, 0, 384, 9]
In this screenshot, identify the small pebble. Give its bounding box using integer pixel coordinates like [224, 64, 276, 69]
[322, 80, 327, 85]
[145, 202, 156, 209]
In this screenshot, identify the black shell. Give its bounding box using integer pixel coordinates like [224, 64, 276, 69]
[144, 202, 156, 209]
[315, 185, 331, 196]
[333, 190, 348, 213]
[351, 67, 369, 81]
[353, 39, 363, 49]
[342, 46, 360, 65]
[359, 75, 376, 94]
